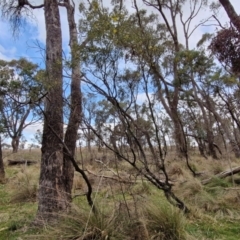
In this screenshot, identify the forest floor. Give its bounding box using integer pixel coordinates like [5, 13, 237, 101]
[0, 148, 240, 239]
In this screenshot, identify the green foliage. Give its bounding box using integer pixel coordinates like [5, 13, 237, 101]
[0, 58, 44, 101]
[209, 27, 240, 74]
[197, 33, 213, 47]
[32, 129, 42, 145]
[0, 58, 44, 151]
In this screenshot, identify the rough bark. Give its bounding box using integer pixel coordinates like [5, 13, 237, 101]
[0, 137, 5, 183]
[35, 0, 67, 224]
[171, 111, 187, 158]
[62, 0, 82, 202]
[206, 116, 218, 159]
[11, 136, 20, 153]
[219, 0, 240, 33]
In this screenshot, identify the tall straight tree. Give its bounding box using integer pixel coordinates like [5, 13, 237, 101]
[0, 136, 4, 183]
[36, 0, 67, 223]
[0, 0, 91, 224]
[60, 0, 82, 202]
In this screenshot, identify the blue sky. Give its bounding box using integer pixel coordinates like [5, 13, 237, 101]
[0, 0, 238, 148]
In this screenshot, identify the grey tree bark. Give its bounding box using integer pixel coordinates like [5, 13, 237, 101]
[62, 0, 82, 202]
[35, 0, 68, 224]
[219, 0, 240, 32]
[0, 137, 5, 183]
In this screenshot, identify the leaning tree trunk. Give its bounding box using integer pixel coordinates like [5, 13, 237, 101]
[170, 108, 187, 158]
[35, 0, 68, 224]
[62, 0, 82, 202]
[11, 136, 19, 153]
[219, 0, 240, 33]
[0, 137, 5, 183]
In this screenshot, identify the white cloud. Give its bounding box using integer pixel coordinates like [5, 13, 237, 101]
[0, 44, 17, 61]
[136, 92, 148, 104]
[2, 121, 43, 146]
[3, 0, 239, 60]
[23, 121, 43, 139]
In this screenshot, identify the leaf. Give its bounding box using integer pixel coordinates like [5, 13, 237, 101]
[197, 33, 213, 47]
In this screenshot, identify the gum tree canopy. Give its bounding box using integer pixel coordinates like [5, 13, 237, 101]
[0, 58, 42, 153]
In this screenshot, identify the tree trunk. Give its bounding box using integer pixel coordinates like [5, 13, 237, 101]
[11, 136, 19, 153]
[233, 126, 240, 158]
[171, 110, 187, 158]
[219, 0, 240, 33]
[0, 137, 5, 183]
[87, 128, 92, 152]
[206, 113, 218, 159]
[204, 95, 240, 158]
[62, 0, 82, 202]
[196, 138, 207, 159]
[35, 0, 67, 224]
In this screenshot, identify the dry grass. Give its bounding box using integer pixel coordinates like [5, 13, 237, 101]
[143, 194, 187, 240]
[1, 148, 240, 239]
[8, 166, 40, 203]
[3, 148, 41, 163]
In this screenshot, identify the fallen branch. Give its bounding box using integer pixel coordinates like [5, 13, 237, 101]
[224, 188, 240, 190]
[201, 166, 240, 185]
[8, 160, 37, 166]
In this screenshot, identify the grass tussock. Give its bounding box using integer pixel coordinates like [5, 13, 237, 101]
[34, 202, 132, 240]
[8, 167, 39, 203]
[143, 196, 186, 240]
[34, 197, 186, 240]
[1, 148, 240, 239]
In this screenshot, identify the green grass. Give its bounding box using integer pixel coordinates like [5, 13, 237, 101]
[0, 196, 38, 240]
[1, 149, 240, 239]
[186, 218, 240, 240]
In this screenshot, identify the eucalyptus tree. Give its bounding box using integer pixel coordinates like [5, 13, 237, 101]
[0, 113, 8, 183]
[0, 58, 42, 153]
[79, 1, 190, 212]
[81, 51, 189, 212]
[0, 125, 6, 183]
[82, 93, 97, 151]
[0, 0, 93, 224]
[0, 136, 4, 183]
[128, 0, 211, 158]
[207, 0, 240, 157]
[79, 0, 219, 163]
[218, 0, 240, 33]
[102, 0, 213, 158]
